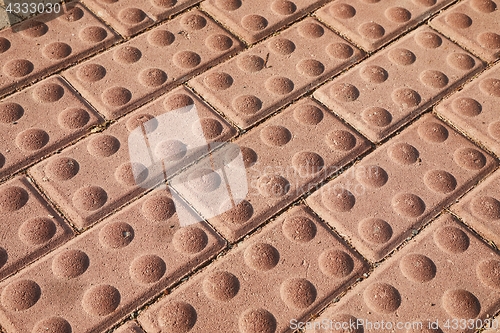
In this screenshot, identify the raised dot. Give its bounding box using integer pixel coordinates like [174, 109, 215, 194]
[298, 22, 324, 38]
[434, 226, 469, 253]
[392, 193, 425, 217]
[326, 43, 354, 59]
[293, 104, 323, 125]
[280, 278, 316, 309]
[419, 122, 449, 143]
[126, 113, 157, 133]
[225, 146, 257, 168]
[413, 0, 437, 6]
[292, 151, 324, 175]
[157, 302, 197, 332]
[1, 280, 41, 311]
[388, 142, 419, 165]
[360, 65, 388, 84]
[172, 227, 208, 254]
[392, 88, 421, 107]
[18, 217, 56, 245]
[3, 59, 34, 77]
[129, 255, 166, 284]
[21, 20, 48, 38]
[470, 0, 497, 13]
[388, 48, 416, 65]
[52, 249, 89, 279]
[479, 32, 500, 50]
[442, 289, 480, 318]
[451, 98, 482, 118]
[358, 22, 385, 39]
[415, 31, 442, 48]
[424, 170, 456, 193]
[198, 118, 223, 140]
[181, 14, 207, 30]
[385, 7, 411, 22]
[331, 83, 360, 102]
[237, 55, 265, 73]
[173, 51, 201, 69]
[355, 165, 388, 188]
[218, 199, 253, 224]
[244, 243, 279, 271]
[362, 107, 392, 127]
[87, 134, 120, 157]
[79, 26, 108, 43]
[34, 83, 65, 103]
[420, 70, 448, 89]
[0, 103, 24, 123]
[101, 87, 132, 107]
[479, 78, 500, 97]
[400, 254, 436, 282]
[447, 53, 476, 70]
[454, 148, 486, 170]
[188, 168, 221, 193]
[470, 196, 500, 220]
[0, 186, 29, 212]
[42, 42, 72, 60]
[114, 46, 142, 64]
[364, 283, 401, 314]
[232, 95, 262, 115]
[205, 34, 233, 51]
[118, 7, 147, 24]
[82, 284, 120, 316]
[258, 175, 290, 197]
[477, 260, 500, 289]
[329, 314, 363, 333]
[271, 0, 296, 15]
[260, 125, 292, 146]
[0, 37, 10, 53]
[115, 162, 148, 186]
[202, 271, 239, 301]
[155, 139, 187, 161]
[215, 0, 241, 10]
[241, 14, 268, 31]
[330, 3, 356, 19]
[445, 13, 472, 29]
[204, 72, 233, 91]
[0, 248, 6, 269]
[99, 222, 134, 248]
[58, 6, 84, 21]
[76, 64, 106, 83]
[488, 121, 500, 140]
[282, 216, 316, 243]
[265, 76, 294, 95]
[138, 68, 167, 87]
[150, 0, 176, 7]
[147, 30, 175, 47]
[72, 186, 107, 211]
[322, 189, 355, 212]
[164, 94, 194, 112]
[32, 317, 72, 333]
[269, 38, 295, 55]
[239, 308, 276, 333]
[358, 218, 392, 244]
[142, 196, 176, 222]
[326, 130, 357, 151]
[296, 59, 325, 77]
[16, 129, 49, 151]
[318, 249, 354, 277]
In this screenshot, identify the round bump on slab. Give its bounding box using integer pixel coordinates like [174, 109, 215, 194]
[470, 196, 500, 220]
[58, 108, 90, 129]
[1, 279, 41, 311]
[326, 130, 357, 151]
[129, 254, 166, 284]
[157, 302, 197, 332]
[232, 95, 262, 115]
[87, 134, 120, 157]
[477, 260, 500, 289]
[33, 83, 64, 103]
[148, 30, 175, 47]
[385, 7, 411, 22]
[419, 70, 449, 89]
[322, 189, 355, 212]
[81, 284, 120, 316]
[415, 31, 442, 48]
[360, 65, 388, 83]
[445, 13, 473, 28]
[424, 170, 457, 193]
[451, 97, 482, 117]
[388, 142, 419, 165]
[330, 83, 359, 102]
[239, 308, 276, 333]
[118, 7, 147, 25]
[363, 283, 401, 314]
[202, 271, 239, 301]
[3, 59, 34, 78]
[0, 186, 29, 212]
[173, 51, 201, 69]
[172, 227, 208, 254]
[205, 34, 233, 51]
[271, 0, 297, 15]
[442, 289, 480, 318]
[180, 14, 207, 30]
[79, 26, 108, 43]
[330, 3, 356, 19]
[298, 22, 324, 38]
[257, 175, 290, 197]
[265, 76, 294, 95]
[204, 72, 233, 91]
[32, 317, 72, 333]
[241, 14, 268, 31]
[362, 107, 392, 127]
[318, 249, 354, 277]
[237, 55, 265, 73]
[391, 88, 421, 107]
[282, 216, 316, 243]
[355, 165, 388, 188]
[358, 22, 385, 39]
[447, 53, 476, 70]
[18, 217, 56, 245]
[0, 102, 24, 123]
[434, 226, 469, 253]
[52, 249, 89, 279]
[187, 168, 221, 193]
[399, 254, 436, 282]
[280, 278, 316, 309]
[260, 125, 292, 146]
[141, 196, 176, 222]
[293, 104, 323, 125]
[101, 87, 132, 107]
[358, 218, 392, 244]
[45, 157, 79, 181]
[115, 162, 148, 186]
[138, 68, 167, 87]
[268, 38, 295, 55]
[99, 222, 134, 249]
[72, 186, 107, 211]
[392, 193, 425, 217]
[326, 43, 354, 59]
[453, 148, 486, 170]
[42, 42, 72, 60]
[244, 243, 279, 271]
[76, 63, 107, 82]
[155, 139, 187, 161]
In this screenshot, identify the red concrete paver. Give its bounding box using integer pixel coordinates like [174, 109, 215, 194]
[29, 85, 235, 229]
[172, 97, 371, 242]
[115, 321, 145, 333]
[313, 25, 483, 143]
[82, 0, 201, 37]
[305, 214, 500, 333]
[0, 176, 73, 282]
[190, 18, 363, 129]
[436, 60, 500, 156]
[452, 168, 500, 248]
[430, 0, 500, 62]
[0, 2, 119, 98]
[0, 76, 103, 181]
[306, 114, 497, 262]
[0, 186, 225, 333]
[64, 9, 243, 120]
[200, 0, 330, 44]
[138, 205, 368, 333]
[315, 0, 456, 52]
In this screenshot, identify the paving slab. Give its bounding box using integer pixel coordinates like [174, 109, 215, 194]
[201, 0, 330, 44]
[0, 75, 103, 181]
[304, 214, 500, 333]
[172, 97, 371, 242]
[190, 17, 363, 129]
[138, 205, 369, 333]
[313, 25, 483, 143]
[435, 60, 500, 156]
[0, 2, 120, 98]
[315, 0, 456, 52]
[306, 114, 497, 262]
[430, 0, 500, 62]
[64, 9, 243, 120]
[0, 185, 225, 333]
[0, 176, 73, 282]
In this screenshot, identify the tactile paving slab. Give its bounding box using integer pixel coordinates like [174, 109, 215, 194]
[82, 0, 201, 37]
[190, 17, 363, 129]
[315, 0, 455, 52]
[201, 0, 330, 44]
[0, 2, 119, 97]
[64, 9, 243, 120]
[452, 168, 500, 248]
[305, 214, 500, 333]
[0, 76, 103, 180]
[0, 176, 73, 282]
[313, 26, 483, 143]
[430, 0, 500, 62]
[306, 114, 497, 262]
[138, 205, 369, 333]
[29, 85, 236, 229]
[0, 185, 225, 333]
[172, 97, 371, 242]
[436, 60, 500, 156]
